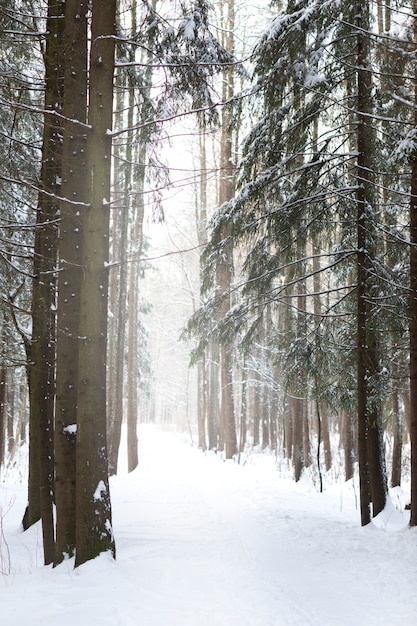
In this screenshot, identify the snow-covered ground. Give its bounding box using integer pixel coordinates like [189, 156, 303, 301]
[1, 425, 417, 625]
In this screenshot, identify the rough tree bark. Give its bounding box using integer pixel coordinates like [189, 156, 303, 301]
[409, 0, 417, 527]
[23, 0, 65, 567]
[75, 0, 117, 566]
[107, 72, 126, 476]
[217, 0, 237, 459]
[356, 0, 388, 525]
[54, 0, 87, 565]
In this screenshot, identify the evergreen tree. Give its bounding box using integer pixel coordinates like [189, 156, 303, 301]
[190, 0, 399, 515]
[74, 0, 117, 567]
[409, 0, 417, 527]
[28, 0, 65, 565]
[54, 0, 87, 565]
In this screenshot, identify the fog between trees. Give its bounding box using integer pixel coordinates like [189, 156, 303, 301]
[2, 0, 417, 567]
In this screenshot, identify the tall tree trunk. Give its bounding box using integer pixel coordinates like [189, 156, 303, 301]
[291, 251, 305, 481]
[126, 172, 144, 473]
[196, 127, 208, 451]
[294, 226, 308, 477]
[107, 72, 126, 476]
[126, 127, 148, 472]
[23, 0, 64, 567]
[109, 0, 144, 475]
[54, 0, 87, 565]
[108, 98, 131, 474]
[126, 1, 153, 472]
[75, 0, 117, 566]
[356, 0, 387, 524]
[260, 316, 270, 449]
[217, 0, 237, 460]
[312, 233, 332, 472]
[408, 0, 417, 528]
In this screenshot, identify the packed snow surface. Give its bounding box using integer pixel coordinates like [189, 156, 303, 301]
[2, 425, 417, 625]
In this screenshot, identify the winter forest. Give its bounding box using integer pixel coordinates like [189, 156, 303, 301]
[2, 0, 417, 622]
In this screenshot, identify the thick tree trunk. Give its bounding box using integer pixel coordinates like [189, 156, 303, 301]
[24, 0, 65, 566]
[75, 0, 117, 566]
[409, 0, 417, 527]
[54, 0, 87, 565]
[356, 0, 387, 524]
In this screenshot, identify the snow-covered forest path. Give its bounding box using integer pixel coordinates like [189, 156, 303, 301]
[2, 425, 417, 625]
[112, 427, 416, 626]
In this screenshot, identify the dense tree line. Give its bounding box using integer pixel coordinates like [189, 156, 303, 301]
[2, 0, 417, 570]
[188, 0, 417, 527]
[0, 0, 235, 566]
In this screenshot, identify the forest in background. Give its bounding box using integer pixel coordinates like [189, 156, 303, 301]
[1, 0, 417, 568]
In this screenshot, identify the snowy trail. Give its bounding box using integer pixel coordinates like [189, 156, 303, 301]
[2, 425, 417, 625]
[112, 427, 416, 626]
[112, 429, 288, 626]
